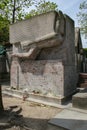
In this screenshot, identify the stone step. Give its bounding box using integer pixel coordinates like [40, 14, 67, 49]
[3, 88, 73, 108]
[48, 108, 87, 130]
[72, 91, 87, 109]
[47, 124, 65, 130]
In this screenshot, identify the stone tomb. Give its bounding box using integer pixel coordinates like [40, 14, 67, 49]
[9, 11, 77, 104]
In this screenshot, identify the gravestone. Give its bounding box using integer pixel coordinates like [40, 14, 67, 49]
[75, 27, 83, 73]
[9, 11, 77, 104]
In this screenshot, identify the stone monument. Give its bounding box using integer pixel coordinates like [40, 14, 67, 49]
[9, 11, 77, 104]
[75, 27, 83, 72]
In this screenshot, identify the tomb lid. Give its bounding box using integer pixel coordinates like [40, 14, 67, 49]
[9, 11, 64, 44]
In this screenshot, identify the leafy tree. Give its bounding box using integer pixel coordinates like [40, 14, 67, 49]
[0, 15, 9, 43]
[77, 1, 87, 37]
[0, 0, 58, 43]
[0, 0, 33, 23]
[0, 0, 33, 43]
[25, 0, 58, 19]
[35, 0, 58, 14]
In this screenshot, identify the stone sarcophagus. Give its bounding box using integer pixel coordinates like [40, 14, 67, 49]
[10, 11, 77, 104]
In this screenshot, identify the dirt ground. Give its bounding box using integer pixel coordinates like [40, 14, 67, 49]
[1, 94, 61, 130]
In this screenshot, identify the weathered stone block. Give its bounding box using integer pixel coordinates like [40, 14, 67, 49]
[72, 92, 87, 109]
[11, 60, 64, 96]
[10, 11, 65, 44]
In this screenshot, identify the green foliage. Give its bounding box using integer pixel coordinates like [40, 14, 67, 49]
[0, 0, 33, 44]
[77, 1, 87, 37]
[0, 0, 58, 44]
[0, 15, 9, 44]
[25, 0, 58, 19]
[0, 0, 33, 23]
[25, 10, 38, 18]
[35, 0, 58, 14]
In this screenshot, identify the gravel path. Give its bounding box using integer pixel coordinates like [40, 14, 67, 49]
[0, 95, 61, 130]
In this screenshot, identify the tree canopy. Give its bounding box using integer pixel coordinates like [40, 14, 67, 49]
[0, 0, 33, 23]
[0, 0, 58, 23]
[0, 0, 33, 43]
[0, 15, 9, 43]
[25, 0, 58, 19]
[77, 0, 87, 37]
[0, 0, 58, 44]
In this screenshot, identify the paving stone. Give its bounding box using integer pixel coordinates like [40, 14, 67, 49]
[48, 109, 87, 130]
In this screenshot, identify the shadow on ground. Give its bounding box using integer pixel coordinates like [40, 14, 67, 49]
[0, 105, 49, 130]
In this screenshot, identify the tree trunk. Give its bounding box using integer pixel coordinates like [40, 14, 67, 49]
[0, 85, 4, 112]
[12, 0, 16, 23]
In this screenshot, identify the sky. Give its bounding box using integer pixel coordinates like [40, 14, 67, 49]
[28, 0, 86, 47]
[49, 0, 87, 48]
[50, 0, 83, 27]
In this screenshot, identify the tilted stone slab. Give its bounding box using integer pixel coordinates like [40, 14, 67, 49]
[10, 11, 65, 45]
[48, 109, 87, 130]
[10, 11, 66, 60]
